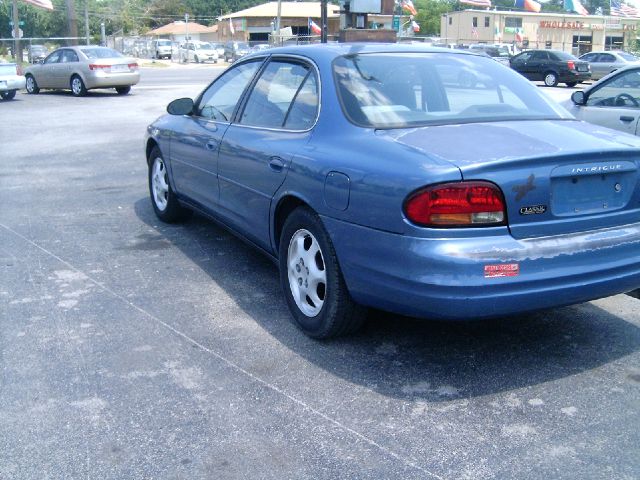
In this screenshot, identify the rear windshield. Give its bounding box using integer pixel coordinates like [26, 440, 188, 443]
[619, 51, 638, 61]
[81, 47, 123, 59]
[0, 64, 17, 75]
[552, 51, 579, 61]
[333, 52, 570, 129]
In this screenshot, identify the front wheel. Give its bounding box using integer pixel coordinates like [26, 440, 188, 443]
[70, 75, 87, 96]
[148, 147, 191, 223]
[279, 207, 365, 339]
[116, 86, 131, 95]
[1, 90, 16, 100]
[543, 71, 559, 87]
[25, 75, 39, 94]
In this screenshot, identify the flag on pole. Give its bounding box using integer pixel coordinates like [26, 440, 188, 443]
[460, 0, 492, 7]
[229, 17, 235, 35]
[411, 20, 420, 32]
[610, 0, 640, 16]
[564, 0, 589, 15]
[21, 0, 53, 10]
[309, 18, 322, 34]
[514, 0, 542, 12]
[401, 0, 418, 15]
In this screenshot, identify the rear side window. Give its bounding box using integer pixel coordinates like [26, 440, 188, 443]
[240, 60, 318, 129]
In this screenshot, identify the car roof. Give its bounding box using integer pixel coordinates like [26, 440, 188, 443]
[251, 43, 483, 62]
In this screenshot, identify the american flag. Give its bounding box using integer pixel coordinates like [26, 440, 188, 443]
[22, 0, 53, 10]
[460, 0, 492, 7]
[610, 0, 640, 16]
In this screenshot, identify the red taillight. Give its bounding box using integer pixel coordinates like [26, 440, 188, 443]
[567, 60, 575, 70]
[404, 181, 507, 227]
[89, 64, 110, 71]
[16, 65, 23, 75]
[128, 62, 138, 70]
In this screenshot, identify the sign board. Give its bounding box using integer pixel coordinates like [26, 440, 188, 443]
[11, 28, 24, 39]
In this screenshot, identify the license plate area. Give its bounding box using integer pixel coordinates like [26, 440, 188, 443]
[577, 65, 588, 72]
[111, 64, 129, 73]
[550, 162, 637, 216]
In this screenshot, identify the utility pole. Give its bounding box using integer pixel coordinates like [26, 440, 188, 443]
[320, 0, 327, 43]
[84, 0, 90, 45]
[65, 0, 79, 45]
[12, 0, 20, 62]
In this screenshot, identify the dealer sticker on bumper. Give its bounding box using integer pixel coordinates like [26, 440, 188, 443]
[484, 263, 520, 278]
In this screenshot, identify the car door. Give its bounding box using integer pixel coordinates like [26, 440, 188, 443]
[526, 51, 549, 80]
[510, 51, 532, 77]
[168, 60, 264, 210]
[36, 50, 62, 88]
[217, 58, 319, 250]
[573, 68, 640, 135]
[58, 49, 80, 88]
[593, 53, 617, 79]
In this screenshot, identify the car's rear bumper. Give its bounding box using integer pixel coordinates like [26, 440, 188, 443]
[84, 71, 140, 89]
[561, 71, 591, 82]
[322, 216, 640, 319]
[0, 76, 26, 91]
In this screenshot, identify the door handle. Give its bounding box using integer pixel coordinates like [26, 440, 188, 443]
[205, 140, 218, 151]
[269, 156, 285, 172]
[620, 116, 635, 123]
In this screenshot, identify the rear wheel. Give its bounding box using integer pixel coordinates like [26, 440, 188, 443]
[116, 86, 131, 95]
[543, 71, 559, 87]
[25, 75, 39, 94]
[1, 90, 16, 100]
[70, 75, 87, 96]
[565, 82, 578, 88]
[148, 146, 191, 223]
[279, 207, 365, 339]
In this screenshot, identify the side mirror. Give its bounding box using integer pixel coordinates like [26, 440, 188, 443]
[571, 90, 586, 106]
[167, 97, 194, 116]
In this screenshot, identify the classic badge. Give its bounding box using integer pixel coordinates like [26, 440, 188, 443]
[519, 205, 547, 215]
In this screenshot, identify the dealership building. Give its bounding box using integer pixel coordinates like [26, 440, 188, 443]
[441, 9, 640, 55]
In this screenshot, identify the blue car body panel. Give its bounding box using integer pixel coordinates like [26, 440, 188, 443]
[146, 44, 640, 320]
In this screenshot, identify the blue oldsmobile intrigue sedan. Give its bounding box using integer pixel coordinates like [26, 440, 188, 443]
[145, 44, 640, 339]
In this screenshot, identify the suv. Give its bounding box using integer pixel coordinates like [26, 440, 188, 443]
[510, 49, 591, 87]
[223, 41, 250, 63]
[27, 45, 49, 63]
[0, 62, 25, 100]
[152, 39, 172, 59]
[468, 44, 511, 66]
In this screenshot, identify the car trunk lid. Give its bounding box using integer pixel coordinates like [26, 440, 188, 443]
[379, 120, 640, 239]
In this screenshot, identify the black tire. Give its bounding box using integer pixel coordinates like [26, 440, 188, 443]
[70, 75, 87, 97]
[1, 90, 16, 100]
[279, 207, 365, 339]
[116, 86, 131, 95]
[25, 74, 39, 94]
[148, 146, 191, 223]
[565, 82, 578, 88]
[194, 55, 200, 63]
[543, 71, 559, 87]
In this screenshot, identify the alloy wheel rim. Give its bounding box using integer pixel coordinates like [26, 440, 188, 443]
[287, 229, 326, 317]
[151, 157, 169, 211]
[27, 77, 34, 92]
[72, 78, 81, 95]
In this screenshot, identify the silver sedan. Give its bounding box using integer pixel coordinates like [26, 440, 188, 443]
[24, 46, 140, 96]
[579, 50, 640, 80]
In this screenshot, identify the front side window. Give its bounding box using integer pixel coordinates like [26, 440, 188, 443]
[333, 52, 569, 129]
[586, 69, 640, 108]
[44, 51, 62, 64]
[197, 60, 262, 121]
[240, 60, 317, 129]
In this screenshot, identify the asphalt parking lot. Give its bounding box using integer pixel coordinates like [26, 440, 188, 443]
[1, 68, 639, 479]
